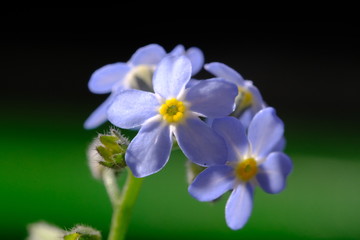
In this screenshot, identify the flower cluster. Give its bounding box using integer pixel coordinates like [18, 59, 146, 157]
[85, 44, 293, 230]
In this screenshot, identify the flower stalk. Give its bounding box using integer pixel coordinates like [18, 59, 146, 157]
[108, 168, 143, 240]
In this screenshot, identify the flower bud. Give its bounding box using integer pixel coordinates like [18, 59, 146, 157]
[26, 221, 64, 240]
[87, 128, 129, 178]
[64, 225, 101, 240]
[87, 139, 106, 180]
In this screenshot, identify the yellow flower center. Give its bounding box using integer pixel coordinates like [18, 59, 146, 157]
[235, 157, 258, 181]
[232, 86, 254, 118]
[237, 86, 253, 109]
[159, 98, 186, 123]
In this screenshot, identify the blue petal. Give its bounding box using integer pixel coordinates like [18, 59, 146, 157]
[169, 44, 185, 56]
[174, 117, 227, 166]
[185, 47, 204, 75]
[153, 55, 191, 98]
[273, 137, 286, 152]
[84, 94, 115, 129]
[88, 63, 130, 94]
[126, 120, 172, 178]
[225, 183, 254, 230]
[188, 165, 235, 202]
[238, 108, 253, 129]
[205, 62, 245, 86]
[212, 117, 249, 162]
[248, 107, 284, 159]
[186, 79, 238, 118]
[257, 152, 293, 194]
[128, 44, 166, 66]
[107, 90, 159, 129]
[186, 79, 201, 88]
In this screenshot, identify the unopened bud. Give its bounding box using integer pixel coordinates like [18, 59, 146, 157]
[87, 128, 129, 178]
[26, 221, 65, 240]
[64, 225, 101, 240]
[87, 139, 106, 180]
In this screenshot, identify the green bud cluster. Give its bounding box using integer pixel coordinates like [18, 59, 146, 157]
[64, 225, 101, 240]
[95, 128, 129, 171]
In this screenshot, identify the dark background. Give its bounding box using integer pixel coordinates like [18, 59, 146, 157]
[1, 20, 360, 239]
[2, 21, 360, 120]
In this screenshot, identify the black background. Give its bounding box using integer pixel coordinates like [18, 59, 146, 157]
[1, 19, 360, 123]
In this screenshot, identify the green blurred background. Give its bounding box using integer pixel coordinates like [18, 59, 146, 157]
[1, 20, 360, 239]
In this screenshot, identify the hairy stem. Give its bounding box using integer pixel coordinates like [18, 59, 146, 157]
[108, 169, 143, 240]
[102, 170, 121, 207]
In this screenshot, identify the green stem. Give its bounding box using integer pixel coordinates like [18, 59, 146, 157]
[103, 170, 121, 207]
[108, 168, 143, 240]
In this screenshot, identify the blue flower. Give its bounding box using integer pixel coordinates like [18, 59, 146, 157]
[169, 44, 204, 76]
[84, 44, 204, 129]
[188, 108, 293, 230]
[107, 55, 238, 178]
[205, 62, 265, 127]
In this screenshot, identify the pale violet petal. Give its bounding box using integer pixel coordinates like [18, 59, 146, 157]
[212, 117, 249, 162]
[188, 165, 235, 202]
[186, 79, 238, 118]
[153, 56, 191, 99]
[185, 78, 202, 88]
[186, 47, 204, 75]
[129, 44, 166, 66]
[174, 117, 227, 167]
[238, 108, 253, 129]
[107, 90, 159, 129]
[205, 62, 245, 86]
[225, 183, 254, 230]
[88, 63, 130, 94]
[273, 137, 286, 152]
[248, 107, 284, 159]
[84, 94, 116, 129]
[126, 121, 172, 178]
[170, 44, 185, 56]
[153, 55, 191, 98]
[257, 152, 293, 194]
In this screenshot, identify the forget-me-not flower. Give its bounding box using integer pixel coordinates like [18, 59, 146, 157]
[205, 62, 265, 127]
[169, 44, 204, 76]
[188, 108, 293, 230]
[107, 55, 238, 178]
[85, 44, 204, 129]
